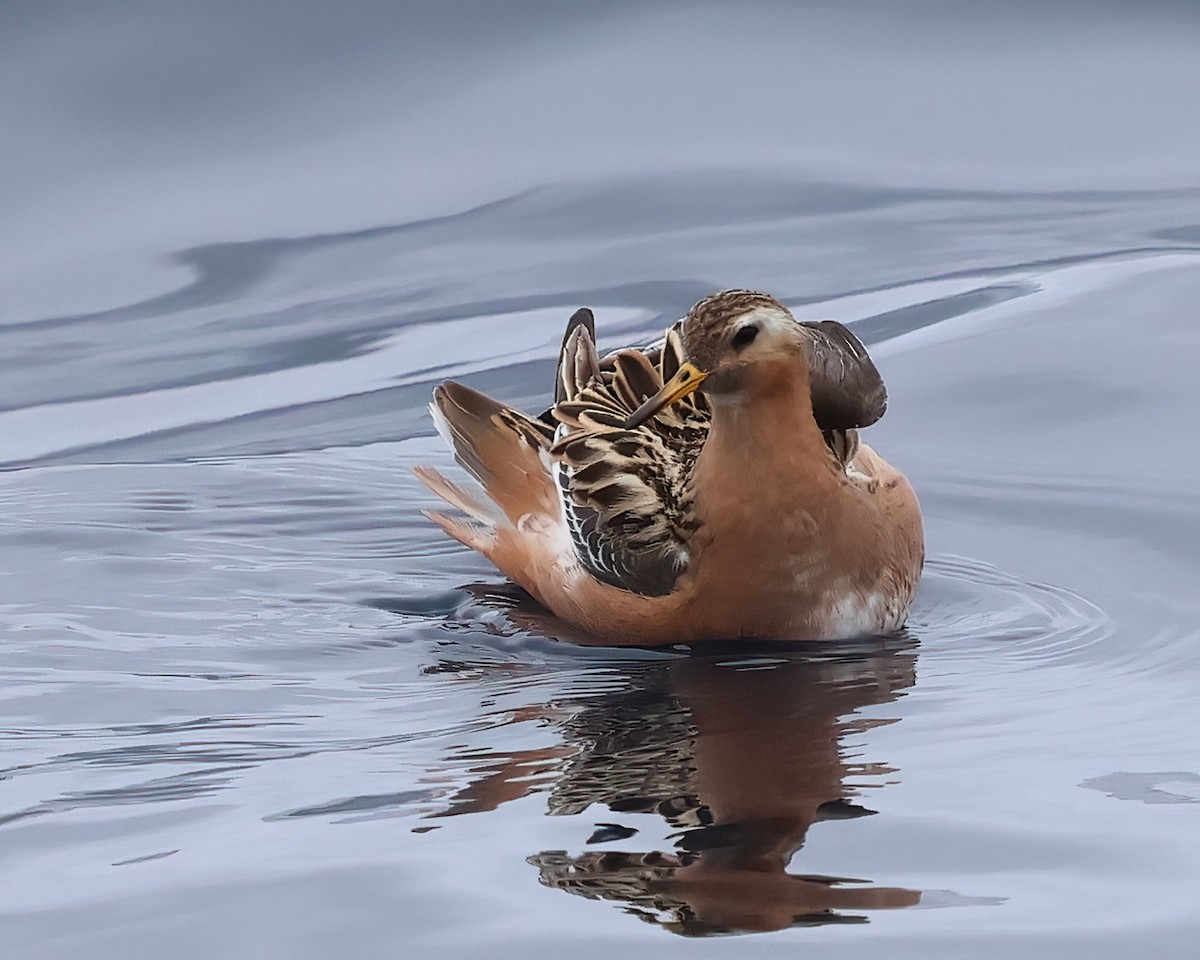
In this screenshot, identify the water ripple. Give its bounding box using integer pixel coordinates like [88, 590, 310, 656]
[911, 554, 1115, 664]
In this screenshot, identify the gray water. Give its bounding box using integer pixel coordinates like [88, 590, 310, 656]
[3, 3, 1200, 957]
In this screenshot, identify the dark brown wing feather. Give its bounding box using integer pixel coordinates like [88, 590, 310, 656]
[799, 319, 887, 429]
[555, 307, 597, 406]
[551, 323, 706, 597]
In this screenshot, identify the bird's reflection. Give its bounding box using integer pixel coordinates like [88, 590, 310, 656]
[430, 617, 920, 936]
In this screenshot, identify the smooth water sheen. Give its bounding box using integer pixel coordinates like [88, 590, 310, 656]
[3, 4, 1200, 958]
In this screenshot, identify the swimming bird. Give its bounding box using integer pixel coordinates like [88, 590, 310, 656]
[415, 289, 923, 644]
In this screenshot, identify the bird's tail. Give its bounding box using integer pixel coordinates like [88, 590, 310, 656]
[414, 380, 559, 556]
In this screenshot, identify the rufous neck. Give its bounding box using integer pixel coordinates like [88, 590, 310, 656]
[703, 358, 827, 464]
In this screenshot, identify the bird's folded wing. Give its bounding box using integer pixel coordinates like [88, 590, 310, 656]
[551, 322, 706, 597]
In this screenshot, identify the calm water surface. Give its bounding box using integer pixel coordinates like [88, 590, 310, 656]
[3, 4, 1200, 958]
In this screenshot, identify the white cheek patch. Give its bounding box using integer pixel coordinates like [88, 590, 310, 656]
[741, 306, 799, 350]
[754, 306, 797, 332]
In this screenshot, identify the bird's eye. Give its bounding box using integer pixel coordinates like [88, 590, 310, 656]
[731, 325, 759, 350]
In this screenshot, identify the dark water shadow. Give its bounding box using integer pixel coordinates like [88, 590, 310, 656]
[422, 602, 926, 935]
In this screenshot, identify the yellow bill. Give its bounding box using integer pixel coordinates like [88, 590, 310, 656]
[622, 362, 708, 428]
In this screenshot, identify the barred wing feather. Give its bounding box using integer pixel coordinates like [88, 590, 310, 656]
[550, 323, 706, 597]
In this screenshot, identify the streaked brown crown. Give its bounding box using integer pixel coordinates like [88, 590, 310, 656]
[682, 289, 789, 371]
